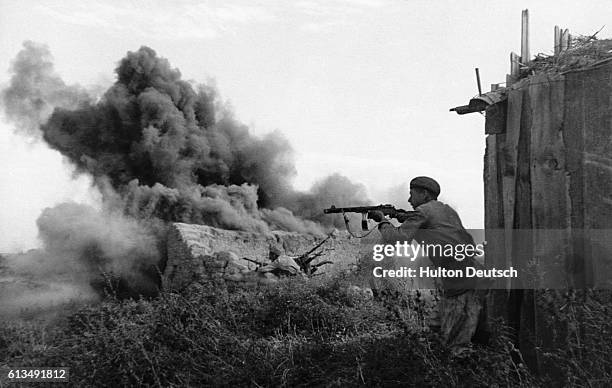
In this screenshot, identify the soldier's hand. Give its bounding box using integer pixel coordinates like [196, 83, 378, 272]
[367, 210, 385, 222]
[395, 212, 410, 223]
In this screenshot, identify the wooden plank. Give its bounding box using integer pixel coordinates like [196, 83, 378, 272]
[512, 81, 533, 284]
[510, 52, 521, 78]
[561, 29, 570, 52]
[512, 79, 539, 371]
[563, 61, 612, 289]
[563, 65, 587, 289]
[484, 135, 504, 265]
[521, 10, 530, 64]
[529, 73, 570, 289]
[500, 79, 539, 370]
[485, 102, 507, 134]
[554, 26, 560, 55]
[484, 134, 509, 320]
[501, 80, 527, 258]
[484, 135, 499, 230]
[577, 60, 612, 287]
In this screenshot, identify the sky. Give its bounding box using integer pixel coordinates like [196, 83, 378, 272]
[0, 0, 611, 252]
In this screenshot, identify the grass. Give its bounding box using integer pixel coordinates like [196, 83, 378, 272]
[1, 275, 609, 387]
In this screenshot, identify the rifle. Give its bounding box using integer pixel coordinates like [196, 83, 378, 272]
[241, 257, 265, 268]
[323, 204, 409, 231]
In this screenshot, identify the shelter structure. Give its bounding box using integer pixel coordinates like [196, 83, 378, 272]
[452, 10, 612, 371]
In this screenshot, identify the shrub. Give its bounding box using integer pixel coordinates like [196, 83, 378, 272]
[0, 275, 557, 387]
[537, 290, 612, 387]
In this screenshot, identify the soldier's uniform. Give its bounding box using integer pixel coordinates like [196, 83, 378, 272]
[259, 255, 302, 277]
[377, 177, 482, 349]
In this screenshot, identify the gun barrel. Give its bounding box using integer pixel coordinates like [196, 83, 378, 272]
[323, 204, 396, 214]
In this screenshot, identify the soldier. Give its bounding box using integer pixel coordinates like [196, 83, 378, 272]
[259, 244, 302, 277]
[368, 176, 482, 353]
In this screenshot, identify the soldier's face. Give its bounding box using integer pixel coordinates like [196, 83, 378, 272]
[408, 188, 427, 209]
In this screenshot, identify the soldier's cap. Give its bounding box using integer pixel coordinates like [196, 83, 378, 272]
[410, 176, 440, 197]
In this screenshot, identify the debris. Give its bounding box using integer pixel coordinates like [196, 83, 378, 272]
[525, 37, 612, 74]
[294, 233, 335, 276]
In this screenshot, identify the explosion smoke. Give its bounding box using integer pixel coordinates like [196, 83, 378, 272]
[1, 41, 91, 137]
[0, 42, 371, 308]
[37, 202, 160, 296]
[16, 44, 364, 233]
[289, 173, 370, 229]
[0, 202, 160, 317]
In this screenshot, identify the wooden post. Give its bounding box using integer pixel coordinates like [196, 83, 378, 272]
[507, 52, 521, 86]
[529, 73, 570, 289]
[511, 52, 521, 77]
[484, 134, 510, 321]
[561, 29, 570, 52]
[521, 10, 530, 64]
[554, 26, 560, 55]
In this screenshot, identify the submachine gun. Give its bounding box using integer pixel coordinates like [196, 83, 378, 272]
[323, 204, 409, 232]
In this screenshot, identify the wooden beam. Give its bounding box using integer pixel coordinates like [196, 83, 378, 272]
[507, 52, 521, 86]
[561, 29, 570, 52]
[554, 26, 560, 55]
[502, 85, 523, 246]
[511, 52, 520, 77]
[485, 103, 507, 134]
[529, 73, 570, 289]
[521, 10, 530, 64]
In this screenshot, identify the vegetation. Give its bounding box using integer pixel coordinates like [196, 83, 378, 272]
[1, 275, 610, 387]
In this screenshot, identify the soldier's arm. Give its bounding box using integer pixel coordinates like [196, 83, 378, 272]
[377, 210, 427, 245]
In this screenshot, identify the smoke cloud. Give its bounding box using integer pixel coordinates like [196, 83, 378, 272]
[0, 202, 161, 318]
[379, 183, 412, 210]
[36, 202, 160, 276]
[1, 41, 91, 137]
[2, 42, 370, 235]
[36, 202, 161, 296]
[288, 173, 371, 228]
[28, 45, 326, 233]
[0, 42, 373, 309]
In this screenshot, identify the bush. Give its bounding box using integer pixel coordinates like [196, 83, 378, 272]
[256, 278, 389, 338]
[537, 290, 612, 387]
[0, 276, 558, 387]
